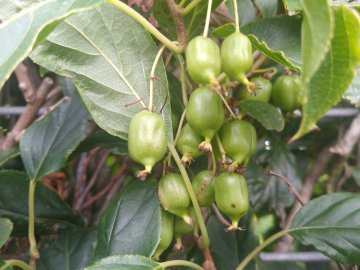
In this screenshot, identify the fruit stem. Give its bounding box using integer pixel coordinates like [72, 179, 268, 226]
[0, 260, 33, 270]
[176, 55, 189, 106]
[181, 0, 203, 16]
[149, 45, 166, 111]
[215, 89, 236, 118]
[158, 260, 203, 270]
[215, 134, 227, 162]
[232, 0, 240, 32]
[203, 0, 213, 37]
[107, 0, 183, 54]
[167, 143, 210, 247]
[210, 149, 217, 175]
[252, 67, 277, 78]
[178, 0, 188, 8]
[28, 180, 40, 265]
[236, 229, 289, 270]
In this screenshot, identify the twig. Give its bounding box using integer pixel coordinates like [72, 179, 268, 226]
[330, 113, 360, 157]
[267, 170, 305, 206]
[82, 161, 128, 209]
[165, 0, 187, 46]
[1, 76, 54, 151]
[75, 151, 109, 210]
[247, 54, 268, 77]
[14, 60, 41, 103]
[211, 203, 231, 228]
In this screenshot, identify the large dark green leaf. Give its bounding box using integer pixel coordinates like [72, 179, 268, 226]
[0, 0, 103, 90]
[293, 5, 360, 139]
[0, 218, 13, 248]
[0, 170, 83, 235]
[227, 0, 257, 27]
[239, 100, 284, 131]
[31, 3, 173, 141]
[242, 15, 302, 70]
[207, 216, 239, 270]
[93, 179, 160, 261]
[247, 140, 303, 210]
[37, 227, 96, 270]
[86, 255, 160, 270]
[290, 193, 360, 265]
[20, 90, 88, 181]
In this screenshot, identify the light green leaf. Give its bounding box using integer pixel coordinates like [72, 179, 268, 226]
[212, 23, 236, 39]
[290, 193, 360, 265]
[301, 0, 333, 85]
[20, 91, 87, 181]
[344, 68, 360, 104]
[0, 218, 13, 249]
[37, 227, 96, 270]
[86, 255, 161, 270]
[239, 100, 284, 131]
[293, 6, 360, 140]
[93, 179, 160, 261]
[281, 0, 302, 15]
[31, 3, 173, 141]
[242, 16, 302, 70]
[254, 0, 278, 18]
[0, 0, 103, 90]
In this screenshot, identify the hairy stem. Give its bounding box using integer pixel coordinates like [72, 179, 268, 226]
[232, 0, 240, 32]
[149, 45, 166, 111]
[28, 180, 40, 263]
[107, 0, 183, 54]
[159, 260, 203, 270]
[167, 143, 210, 247]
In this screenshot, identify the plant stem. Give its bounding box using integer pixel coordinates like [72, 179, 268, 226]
[181, 0, 203, 16]
[203, 0, 213, 37]
[167, 143, 210, 247]
[210, 149, 216, 175]
[236, 229, 289, 270]
[107, 0, 183, 54]
[28, 180, 40, 262]
[149, 45, 166, 111]
[178, 0, 188, 8]
[215, 134, 226, 161]
[232, 0, 240, 32]
[0, 260, 33, 270]
[176, 55, 189, 107]
[215, 89, 236, 118]
[159, 260, 203, 270]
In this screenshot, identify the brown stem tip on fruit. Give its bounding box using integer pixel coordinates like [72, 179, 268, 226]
[137, 169, 150, 181]
[182, 214, 194, 227]
[181, 154, 194, 165]
[199, 141, 212, 153]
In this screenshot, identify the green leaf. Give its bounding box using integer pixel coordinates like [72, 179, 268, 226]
[242, 16, 302, 70]
[227, 0, 257, 26]
[0, 146, 20, 167]
[153, 0, 223, 40]
[74, 130, 128, 156]
[0, 170, 83, 235]
[20, 91, 88, 181]
[31, 3, 173, 141]
[0, 0, 103, 90]
[167, 72, 184, 117]
[239, 100, 284, 131]
[0, 218, 13, 248]
[0, 0, 39, 21]
[254, 0, 278, 18]
[207, 216, 239, 270]
[293, 6, 360, 140]
[344, 68, 360, 104]
[93, 179, 160, 261]
[37, 227, 96, 270]
[86, 255, 160, 270]
[281, 0, 302, 15]
[212, 23, 236, 39]
[290, 193, 360, 265]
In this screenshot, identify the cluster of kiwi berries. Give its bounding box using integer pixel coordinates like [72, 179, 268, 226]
[127, 29, 302, 260]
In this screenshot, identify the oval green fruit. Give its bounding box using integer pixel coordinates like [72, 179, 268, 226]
[186, 86, 224, 151]
[219, 119, 257, 166]
[158, 173, 192, 225]
[128, 110, 167, 179]
[192, 170, 215, 207]
[185, 36, 221, 84]
[173, 207, 197, 251]
[221, 32, 253, 85]
[176, 123, 203, 164]
[271, 75, 302, 111]
[153, 210, 174, 261]
[239, 77, 272, 102]
[214, 173, 249, 231]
